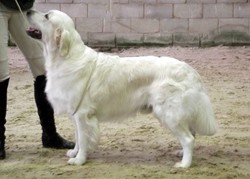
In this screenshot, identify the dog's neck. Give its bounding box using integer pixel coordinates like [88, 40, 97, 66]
[43, 38, 95, 76]
[43, 41, 58, 60]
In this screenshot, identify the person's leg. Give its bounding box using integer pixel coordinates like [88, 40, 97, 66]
[0, 8, 10, 159]
[9, 12, 74, 149]
[34, 75, 74, 149]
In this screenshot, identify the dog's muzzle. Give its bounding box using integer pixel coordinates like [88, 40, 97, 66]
[26, 27, 42, 39]
[26, 10, 42, 39]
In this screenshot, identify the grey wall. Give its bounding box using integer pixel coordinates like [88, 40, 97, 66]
[35, 0, 250, 47]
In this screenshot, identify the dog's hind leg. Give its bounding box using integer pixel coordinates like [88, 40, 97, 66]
[154, 105, 195, 168]
[171, 124, 194, 168]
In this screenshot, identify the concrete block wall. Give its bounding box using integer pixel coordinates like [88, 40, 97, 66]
[35, 0, 250, 47]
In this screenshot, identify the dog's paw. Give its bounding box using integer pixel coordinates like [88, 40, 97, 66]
[67, 149, 78, 158]
[174, 162, 190, 168]
[67, 157, 86, 165]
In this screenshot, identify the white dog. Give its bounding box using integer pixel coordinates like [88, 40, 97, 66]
[26, 10, 217, 168]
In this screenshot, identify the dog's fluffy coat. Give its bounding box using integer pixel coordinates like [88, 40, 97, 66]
[27, 10, 217, 168]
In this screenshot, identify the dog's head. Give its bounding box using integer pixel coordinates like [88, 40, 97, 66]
[26, 10, 75, 56]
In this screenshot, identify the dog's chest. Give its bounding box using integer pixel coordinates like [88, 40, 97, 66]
[45, 72, 90, 114]
[45, 78, 71, 114]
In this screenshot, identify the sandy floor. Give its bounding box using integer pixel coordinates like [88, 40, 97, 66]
[0, 46, 249, 178]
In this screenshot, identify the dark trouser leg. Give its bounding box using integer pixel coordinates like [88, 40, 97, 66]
[0, 78, 9, 159]
[34, 75, 74, 149]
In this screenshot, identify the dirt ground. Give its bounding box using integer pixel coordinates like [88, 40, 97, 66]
[0, 46, 249, 179]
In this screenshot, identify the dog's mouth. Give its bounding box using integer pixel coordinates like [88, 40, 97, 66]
[26, 27, 42, 39]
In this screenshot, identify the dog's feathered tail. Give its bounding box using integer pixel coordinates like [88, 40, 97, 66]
[192, 92, 217, 136]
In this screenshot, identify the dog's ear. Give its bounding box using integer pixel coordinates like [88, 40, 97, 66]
[54, 28, 70, 57]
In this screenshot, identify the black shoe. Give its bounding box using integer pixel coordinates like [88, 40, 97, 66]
[0, 148, 6, 160]
[42, 133, 75, 149]
[0, 78, 9, 160]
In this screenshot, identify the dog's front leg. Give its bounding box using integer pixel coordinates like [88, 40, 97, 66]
[67, 115, 79, 158]
[68, 113, 88, 165]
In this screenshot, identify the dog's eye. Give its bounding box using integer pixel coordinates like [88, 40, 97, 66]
[45, 14, 49, 19]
